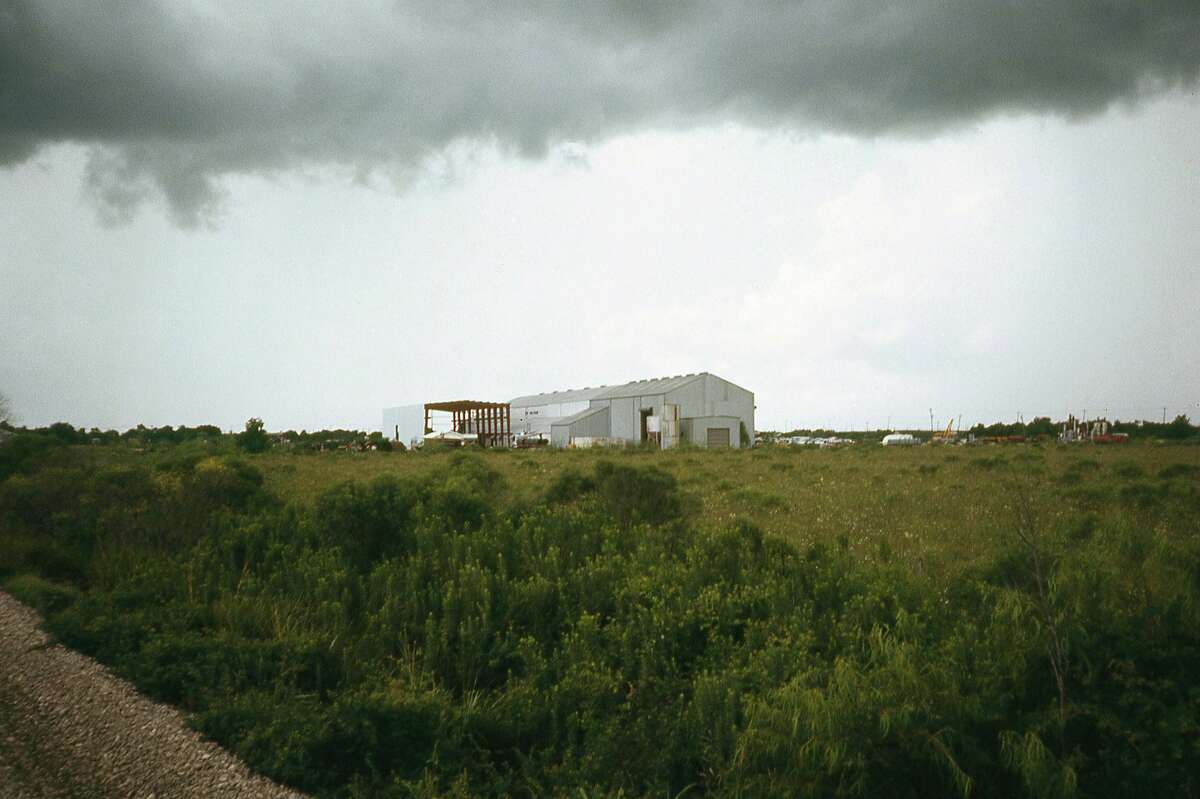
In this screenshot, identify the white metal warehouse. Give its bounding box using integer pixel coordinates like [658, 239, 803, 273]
[510, 372, 754, 448]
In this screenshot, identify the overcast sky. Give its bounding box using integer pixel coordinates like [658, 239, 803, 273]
[2, 1, 1199, 433]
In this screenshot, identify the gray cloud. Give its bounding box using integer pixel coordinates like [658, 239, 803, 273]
[3, 0, 1199, 226]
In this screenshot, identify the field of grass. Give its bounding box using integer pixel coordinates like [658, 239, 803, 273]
[1, 436, 1198, 798]
[254, 442, 1199, 581]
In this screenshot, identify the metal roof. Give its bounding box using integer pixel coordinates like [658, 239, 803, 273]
[510, 373, 706, 407]
[549, 405, 609, 428]
[509, 385, 610, 408]
[594, 373, 705, 399]
[424, 400, 509, 412]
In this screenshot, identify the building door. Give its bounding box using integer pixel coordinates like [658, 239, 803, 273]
[706, 427, 731, 448]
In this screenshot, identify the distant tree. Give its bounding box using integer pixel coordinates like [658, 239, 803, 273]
[366, 431, 393, 452]
[46, 422, 87, 445]
[0, 391, 12, 426]
[1164, 414, 1193, 440]
[1026, 417, 1056, 438]
[237, 417, 269, 453]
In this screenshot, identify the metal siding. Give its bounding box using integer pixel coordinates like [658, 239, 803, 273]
[665, 379, 706, 419]
[594, 374, 704, 400]
[609, 397, 637, 441]
[572, 405, 610, 439]
[381, 405, 426, 448]
[687, 415, 740, 447]
[549, 406, 612, 446]
[512, 399, 592, 434]
[701, 374, 754, 443]
[510, 372, 753, 445]
[510, 386, 610, 407]
[550, 425, 571, 448]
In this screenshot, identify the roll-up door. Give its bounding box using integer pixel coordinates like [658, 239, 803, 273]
[705, 427, 731, 448]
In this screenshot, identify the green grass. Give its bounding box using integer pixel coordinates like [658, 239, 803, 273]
[245, 441, 1199, 582]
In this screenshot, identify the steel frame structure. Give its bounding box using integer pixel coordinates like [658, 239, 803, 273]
[423, 400, 512, 448]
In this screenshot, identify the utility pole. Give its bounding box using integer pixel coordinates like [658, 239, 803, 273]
[1163, 407, 1167, 424]
[929, 408, 934, 434]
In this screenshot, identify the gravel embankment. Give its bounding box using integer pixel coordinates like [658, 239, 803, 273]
[0, 590, 308, 798]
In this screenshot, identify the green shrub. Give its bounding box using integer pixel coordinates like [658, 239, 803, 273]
[313, 476, 422, 571]
[194, 690, 453, 795]
[1113, 461, 1146, 480]
[593, 461, 683, 527]
[730, 487, 788, 513]
[1159, 463, 1199, 480]
[130, 633, 343, 709]
[1119, 481, 1162, 509]
[0, 432, 64, 481]
[184, 457, 266, 512]
[3, 573, 80, 614]
[543, 468, 596, 504]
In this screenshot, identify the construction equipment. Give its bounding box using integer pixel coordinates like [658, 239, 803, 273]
[932, 418, 956, 444]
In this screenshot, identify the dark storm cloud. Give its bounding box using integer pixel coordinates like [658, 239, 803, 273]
[3, 0, 1198, 226]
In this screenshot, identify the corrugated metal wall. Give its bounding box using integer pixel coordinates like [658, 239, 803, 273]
[683, 415, 742, 447]
[521, 372, 755, 448]
[701, 374, 754, 441]
[551, 406, 611, 447]
[513, 399, 593, 435]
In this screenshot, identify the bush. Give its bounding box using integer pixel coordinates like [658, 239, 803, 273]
[313, 476, 422, 571]
[194, 690, 452, 795]
[184, 457, 266, 513]
[543, 468, 596, 504]
[1159, 463, 1199, 480]
[593, 460, 683, 527]
[0, 432, 64, 481]
[1112, 461, 1146, 480]
[3, 573, 80, 614]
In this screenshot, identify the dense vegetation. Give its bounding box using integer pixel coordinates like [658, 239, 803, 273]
[1, 435, 1199, 798]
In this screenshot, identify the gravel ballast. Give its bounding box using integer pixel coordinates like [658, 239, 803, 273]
[0, 590, 308, 798]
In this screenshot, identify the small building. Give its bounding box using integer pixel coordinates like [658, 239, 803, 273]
[510, 372, 754, 448]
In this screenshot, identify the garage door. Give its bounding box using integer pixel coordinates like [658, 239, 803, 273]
[706, 427, 731, 448]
